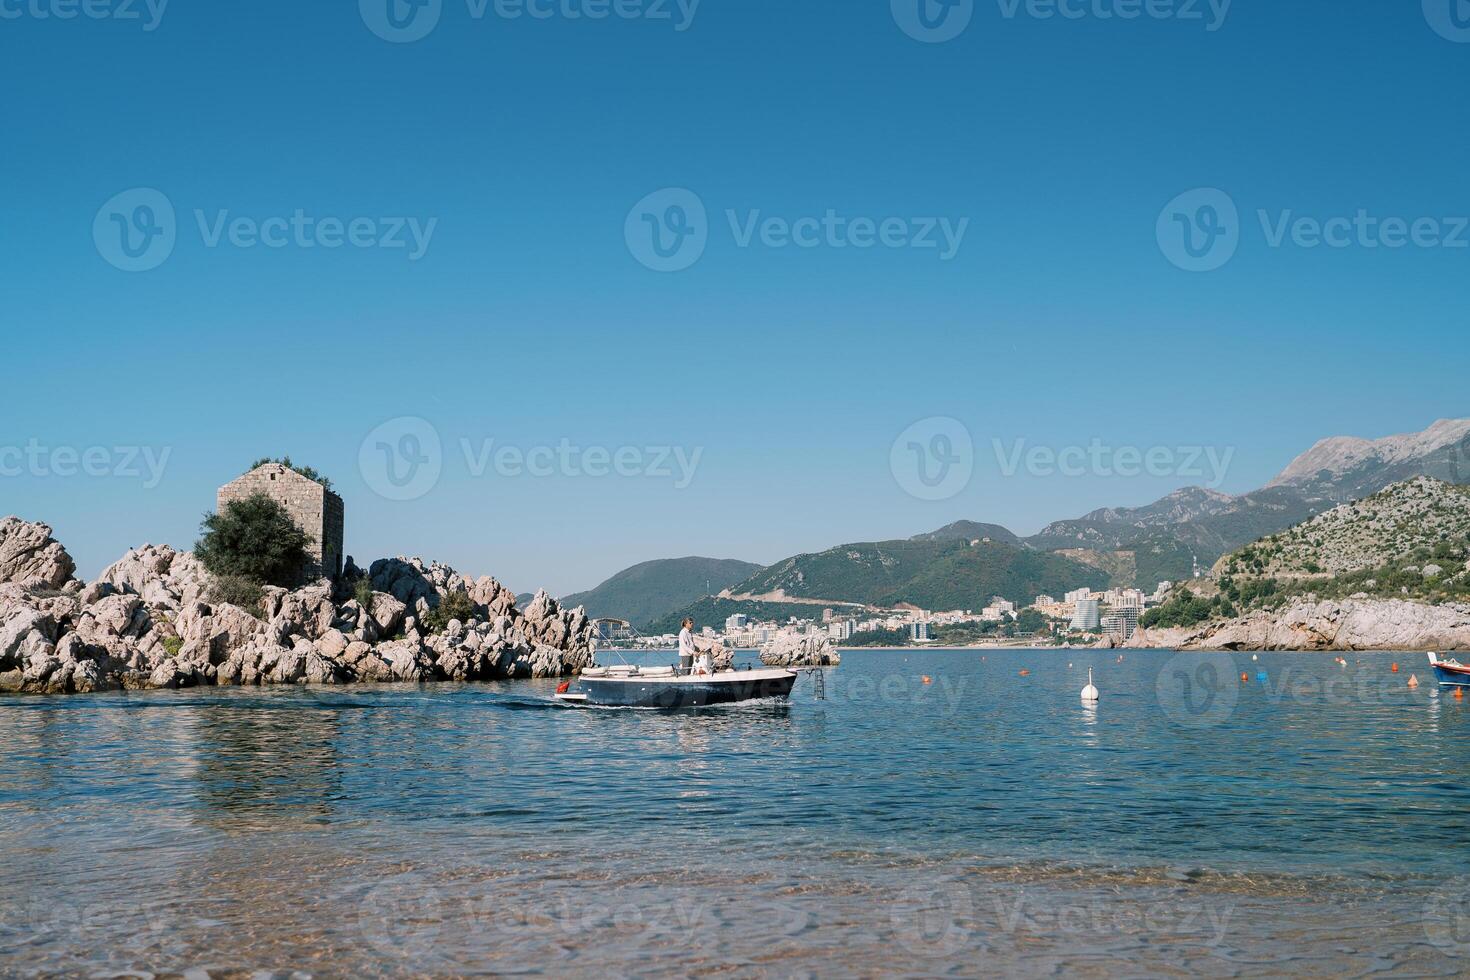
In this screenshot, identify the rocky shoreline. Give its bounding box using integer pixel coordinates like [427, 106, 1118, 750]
[1128, 597, 1470, 652]
[0, 518, 594, 695]
[759, 632, 841, 667]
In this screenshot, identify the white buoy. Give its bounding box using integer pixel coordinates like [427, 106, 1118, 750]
[1251, 654, 1259, 661]
[1081, 667, 1099, 703]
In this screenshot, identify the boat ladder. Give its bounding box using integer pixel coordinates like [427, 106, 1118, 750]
[808, 667, 826, 700]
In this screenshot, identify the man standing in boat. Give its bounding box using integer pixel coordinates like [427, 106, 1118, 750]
[679, 618, 713, 676]
[678, 618, 696, 675]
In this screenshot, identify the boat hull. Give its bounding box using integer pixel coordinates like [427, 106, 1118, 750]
[562, 669, 798, 708]
[1432, 663, 1470, 688]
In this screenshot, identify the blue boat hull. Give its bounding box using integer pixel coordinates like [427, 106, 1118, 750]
[574, 671, 797, 708]
[1432, 664, 1470, 688]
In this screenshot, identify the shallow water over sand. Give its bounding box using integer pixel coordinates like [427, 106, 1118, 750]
[3, 649, 1470, 977]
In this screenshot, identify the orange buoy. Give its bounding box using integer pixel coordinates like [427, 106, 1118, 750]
[1241, 672, 1249, 682]
[922, 676, 932, 685]
[1457, 688, 1465, 700]
[1391, 663, 1400, 673]
[1019, 669, 1030, 677]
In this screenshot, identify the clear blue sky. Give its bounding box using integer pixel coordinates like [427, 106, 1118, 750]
[3, 0, 1467, 595]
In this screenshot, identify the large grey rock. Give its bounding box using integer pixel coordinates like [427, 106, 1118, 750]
[0, 517, 76, 590]
[367, 592, 407, 636]
[377, 638, 433, 682]
[759, 632, 841, 667]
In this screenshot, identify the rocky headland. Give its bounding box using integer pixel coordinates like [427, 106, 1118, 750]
[1129, 597, 1470, 652]
[0, 518, 594, 695]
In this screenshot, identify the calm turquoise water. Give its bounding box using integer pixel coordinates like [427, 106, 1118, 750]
[4, 648, 1470, 977]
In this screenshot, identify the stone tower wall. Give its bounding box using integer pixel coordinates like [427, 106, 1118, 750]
[217, 464, 345, 583]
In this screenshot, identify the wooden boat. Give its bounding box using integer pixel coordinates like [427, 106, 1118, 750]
[555, 663, 798, 708]
[1427, 652, 1470, 688]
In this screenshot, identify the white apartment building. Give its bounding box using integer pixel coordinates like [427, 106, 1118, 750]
[1102, 606, 1140, 643]
[1070, 598, 1101, 630]
[981, 597, 1016, 621]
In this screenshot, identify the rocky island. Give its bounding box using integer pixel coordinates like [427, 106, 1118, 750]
[0, 520, 594, 695]
[0, 461, 595, 695]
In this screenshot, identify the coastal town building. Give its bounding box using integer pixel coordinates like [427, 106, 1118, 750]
[1070, 598, 1101, 630]
[1102, 607, 1140, 643]
[981, 598, 1017, 621]
[1102, 588, 1147, 610]
[217, 462, 344, 584]
[1033, 600, 1076, 620]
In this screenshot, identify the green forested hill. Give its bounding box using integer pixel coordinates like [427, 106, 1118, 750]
[561, 556, 762, 629]
[729, 538, 1105, 610]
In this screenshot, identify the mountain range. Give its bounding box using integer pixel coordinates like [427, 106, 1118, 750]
[563, 418, 1470, 630]
[558, 557, 762, 627]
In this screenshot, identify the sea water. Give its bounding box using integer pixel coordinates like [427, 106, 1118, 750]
[2, 649, 1469, 977]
